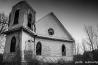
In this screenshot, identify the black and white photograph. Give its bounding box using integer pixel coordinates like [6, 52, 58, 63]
[0, 0, 97, 65]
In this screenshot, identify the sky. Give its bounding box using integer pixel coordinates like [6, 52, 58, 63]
[0, 0, 98, 44]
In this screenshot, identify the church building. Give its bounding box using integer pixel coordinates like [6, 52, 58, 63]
[3, 0, 75, 63]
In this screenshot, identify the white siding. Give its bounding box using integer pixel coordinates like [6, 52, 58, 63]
[36, 14, 71, 40]
[35, 37, 73, 62]
[21, 31, 34, 61]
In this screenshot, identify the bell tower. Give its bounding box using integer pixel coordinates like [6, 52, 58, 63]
[3, 0, 36, 63]
[8, 0, 36, 31]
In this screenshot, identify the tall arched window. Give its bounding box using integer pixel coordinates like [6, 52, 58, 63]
[10, 36, 16, 52]
[36, 41, 42, 55]
[14, 9, 20, 25]
[28, 13, 32, 28]
[62, 44, 66, 56]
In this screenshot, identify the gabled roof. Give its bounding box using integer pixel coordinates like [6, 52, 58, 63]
[36, 12, 74, 41]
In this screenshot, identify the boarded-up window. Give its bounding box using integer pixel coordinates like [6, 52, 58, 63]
[28, 13, 32, 28]
[14, 9, 20, 25]
[10, 36, 16, 52]
[62, 44, 66, 56]
[36, 41, 42, 55]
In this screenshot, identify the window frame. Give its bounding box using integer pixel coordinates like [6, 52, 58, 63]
[62, 44, 66, 56]
[27, 13, 32, 29]
[13, 9, 20, 25]
[10, 36, 16, 52]
[48, 28, 54, 35]
[36, 41, 42, 55]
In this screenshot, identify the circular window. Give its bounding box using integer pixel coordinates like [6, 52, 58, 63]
[48, 28, 54, 35]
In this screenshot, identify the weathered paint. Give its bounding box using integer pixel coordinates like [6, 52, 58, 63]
[8, 1, 35, 31]
[3, 31, 21, 62]
[21, 31, 73, 62]
[36, 13, 72, 40]
[35, 37, 73, 62]
[3, 1, 74, 64]
[21, 31, 34, 61]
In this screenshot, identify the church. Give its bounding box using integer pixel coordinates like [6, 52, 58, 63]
[3, 0, 75, 63]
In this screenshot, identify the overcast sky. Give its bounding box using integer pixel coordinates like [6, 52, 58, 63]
[0, 0, 98, 44]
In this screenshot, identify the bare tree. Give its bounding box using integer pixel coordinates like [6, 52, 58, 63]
[82, 39, 92, 52]
[75, 42, 80, 55]
[74, 43, 77, 55]
[0, 13, 8, 34]
[84, 25, 98, 51]
[0, 13, 8, 53]
[82, 39, 86, 52]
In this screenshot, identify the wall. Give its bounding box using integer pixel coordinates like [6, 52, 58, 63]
[21, 31, 74, 62]
[4, 31, 21, 53]
[3, 31, 21, 62]
[3, 30, 73, 62]
[21, 31, 34, 61]
[35, 37, 73, 62]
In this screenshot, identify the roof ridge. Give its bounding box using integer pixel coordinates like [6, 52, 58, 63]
[36, 12, 74, 41]
[50, 13, 75, 41]
[36, 12, 54, 23]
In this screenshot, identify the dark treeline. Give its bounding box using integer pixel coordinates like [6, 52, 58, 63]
[74, 49, 98, 65]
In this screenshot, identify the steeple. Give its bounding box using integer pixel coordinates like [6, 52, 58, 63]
[8, 0, 36, 31]
[3, 0, 36, 63]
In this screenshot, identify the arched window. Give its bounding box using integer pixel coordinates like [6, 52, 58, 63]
[36, 41, 42, 55]
[28, 13, 32, 28]
[14, 9, 20, 25]
[10, 36, 16, 52]
[62, 44, 66, 56]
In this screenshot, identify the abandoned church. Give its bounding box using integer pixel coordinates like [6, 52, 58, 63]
[3, 0, 75, 64]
